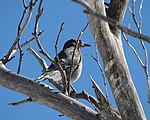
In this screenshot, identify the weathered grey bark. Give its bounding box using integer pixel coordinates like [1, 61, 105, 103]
[0, 0, 148, 119]
[87, 0, 146, 120]
[0, 67, 122, 120]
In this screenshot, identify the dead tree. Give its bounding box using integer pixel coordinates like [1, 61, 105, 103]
[0, 0, 149, 120]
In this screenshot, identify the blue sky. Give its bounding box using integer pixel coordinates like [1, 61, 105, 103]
[0, 0, 150, 120]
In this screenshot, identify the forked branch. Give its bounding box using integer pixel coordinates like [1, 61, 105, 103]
[1, 0, 38, 64]
[72, 0, 150, 43]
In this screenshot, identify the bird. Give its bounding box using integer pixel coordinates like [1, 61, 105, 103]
[36, 39, 91, 87]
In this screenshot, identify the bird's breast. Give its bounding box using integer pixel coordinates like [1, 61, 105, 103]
[70, 55, 82, 82]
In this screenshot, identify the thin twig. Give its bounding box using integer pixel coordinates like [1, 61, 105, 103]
[139, 0, 143, 29]
[122, 33, 144, 67]
[129, 0, 150, 103]
[1, 0, 37, 64]
[16, 0, 30, 73]
[91, 45, 109, 102]
[90, 76, 109, 110]
[77, 23, 89, 41]
[34, 0, 44, 38]
[18, 0, 28, 35]
[55, 22, 65, 56]
[33, 0, 55, 65]
[70, 90, 100, 112]
[22, 0, 27, 8]
[17, 42, 24, 74]
[34, 35, 55, 65]
[5, 30, 44, 63]
[32, 0, 66, 93]
[8, 97, 32, 106]
[15, 30, 44, 51]
[68, 23, 89, 94]
[72, 0, 150, 43]
[55, 22, 68, 94]
[27, 47, 48, 72]
[138, 0, 149, 82]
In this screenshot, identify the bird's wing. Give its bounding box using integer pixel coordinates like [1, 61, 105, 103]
[47, 70, 62, 82]
[48, 50, 70, 71]
[45, 50, 68, 83]
[47, 49, 81, 82]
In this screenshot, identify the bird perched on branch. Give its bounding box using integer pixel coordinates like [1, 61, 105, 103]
[36, 39, 91, 87]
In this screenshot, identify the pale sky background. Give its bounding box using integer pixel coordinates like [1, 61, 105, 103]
[0, 0, 150, 120]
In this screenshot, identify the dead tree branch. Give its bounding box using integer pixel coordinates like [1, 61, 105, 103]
[122, 33, 144, 67]
[90, 76, 121, 119]
[32, 2, 67, 93]
[1, 0, 37, 64]
[8, 97, 32, 106]
[72, 0, 150, 43]
[14, 30, 44, 51]
[128, 0, 150, 103]
[0, 66, 123, 120]
[73, 0, 147, 119]
[68, 23, 89, 93]
[32, 0, 56, 67]
[27, 47, 48, 72]
[54, 22, 68, 94]
[90, 76, 109, 110]
[70, 90, 100, 112]
[17, 42, 24, 74]
[91, 45, 109, 102]
[27, 47, 63, 92]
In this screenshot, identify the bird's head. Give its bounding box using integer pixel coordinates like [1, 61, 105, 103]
[63, 39, 91, 50]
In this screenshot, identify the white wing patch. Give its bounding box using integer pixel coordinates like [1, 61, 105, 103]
[48, 70, 62, 82]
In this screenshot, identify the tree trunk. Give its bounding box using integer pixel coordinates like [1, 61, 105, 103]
[87, 0, 146, 120]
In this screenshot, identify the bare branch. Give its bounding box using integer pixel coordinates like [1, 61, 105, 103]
[17, 42, 24, 74]
[81, 0, 147, 119]
[139, 0, 143, 28]
[0, 67, 101, 120]
[90, 76, 121, 119]
[129, 0, 150, 103]
[54, 22, 68, 94]
[32, 1, 67, 93]
[8, 97, 32, 106]
[33, 0, 44, 38]
[4, 30, 44, 64]
[123, 33, 150, 103]
[15, 30, 44, 51]
[27, 47, 48, 72]
[68, 23, 89, 93]
[17, 0, 28, 35]
[33, 1, 55, 66]
[90, 76, 109, 110]
[91, 44, 109, 101]
[1, 0, 37, 64]
[70, 90, 100, 112]
[72, 0, 150, 43]
[77, 22, 89, 41]
[55, 22, 65, 56]
[122, 33, 144, 67]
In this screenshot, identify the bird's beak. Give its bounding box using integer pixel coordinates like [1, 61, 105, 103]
[82, 42, 91, 47]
